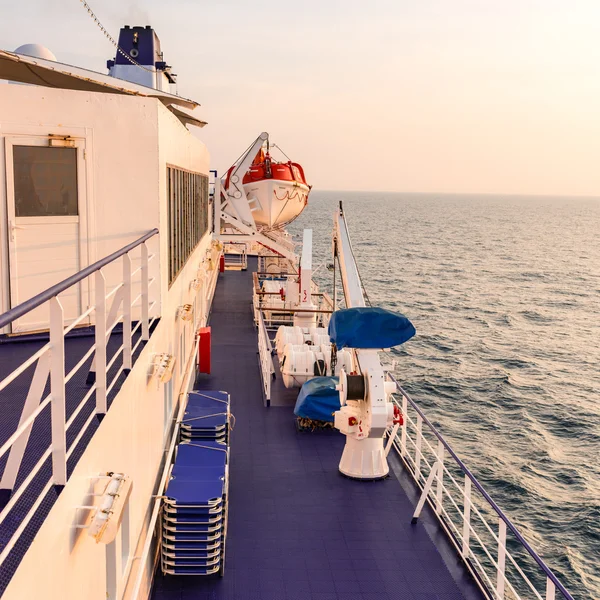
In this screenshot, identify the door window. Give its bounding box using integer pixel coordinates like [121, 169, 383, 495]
[13, 146, 78, 217]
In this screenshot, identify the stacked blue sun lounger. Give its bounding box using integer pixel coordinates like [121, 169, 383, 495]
[180, 391, 230, 444]
[161, 390, 231, 576]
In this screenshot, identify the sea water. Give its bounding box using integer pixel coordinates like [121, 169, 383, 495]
[290, 191, 600, 599]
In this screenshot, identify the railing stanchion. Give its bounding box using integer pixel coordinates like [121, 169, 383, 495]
[95, 270, 107, 414]
[497, 517, 507, 599]
[411, 461, 440, 523]
[400, 394, 407, 457]
[49, 297, 67, 486]
[0, 354, 50, 491]
[257, 311, 273, 405]
[436, 439, 444, 515]
[141, 243, 150, 340]
[415, 415, 423, 482]
[462, 475, 472, 558]
[122, 253, 132, 369]
[546, 578, 556, 600]
[385, 423, 400, 457]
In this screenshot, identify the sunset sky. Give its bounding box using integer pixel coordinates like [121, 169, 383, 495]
[3, 0, 600, 195]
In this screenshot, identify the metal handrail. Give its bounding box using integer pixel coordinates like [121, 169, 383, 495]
[0, 230, 160, 578]
[0, 229, 158, 329]
[257, 310, 275, 405]
[260, 312, 274, 355]
[388, 374, 574, 600]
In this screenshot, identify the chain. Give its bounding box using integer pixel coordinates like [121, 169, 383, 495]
[78, 0, 155, 73]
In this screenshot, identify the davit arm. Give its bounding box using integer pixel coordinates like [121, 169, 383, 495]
[331, 203, 398, 479]
[221, 132, 269, 227]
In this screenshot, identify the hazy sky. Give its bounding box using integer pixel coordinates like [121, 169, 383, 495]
[3, 1, 600, 194]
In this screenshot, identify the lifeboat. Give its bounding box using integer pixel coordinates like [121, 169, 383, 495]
[229, 149, 311, 229]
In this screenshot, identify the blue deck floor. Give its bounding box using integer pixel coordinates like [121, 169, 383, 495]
[151, 260, 485, 600]
[0, 325, 148, 594]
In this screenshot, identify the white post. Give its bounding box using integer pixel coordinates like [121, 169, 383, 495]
[95, 271, 107, 414]
[462, 475, 472, 558]
[435, 439, 444, 516]
[300, 229, 313, 306]
[49, 297, 67, 486]
[411, 462, 440, 523]
[0, 353, 50, 490]
[385, 423, 400, 457]
[497, 518, 507, 599]
[141, 242, 150, 341]
[415, 415, 423, 482]
[122, 253, 132, 370]
[105, 540, 117, 600]
[400, 394, 408, 457]
[294, 229, 316, 328]
[546, 578, 556, 600]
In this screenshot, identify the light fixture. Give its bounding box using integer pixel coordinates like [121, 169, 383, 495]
[177, 304, 193, 321]
[88, 473, 132, 544]
[151, 353, 176, 383]
[74, 473, 133, 544]
[48, 134, 76, 148]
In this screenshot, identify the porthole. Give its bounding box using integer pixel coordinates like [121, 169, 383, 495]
[130, 48, 139, 58]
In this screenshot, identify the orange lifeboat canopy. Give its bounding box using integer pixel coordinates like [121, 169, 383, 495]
[243, 154, 308, 186]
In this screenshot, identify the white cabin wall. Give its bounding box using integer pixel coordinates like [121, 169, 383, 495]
[0, 86, 162, 324]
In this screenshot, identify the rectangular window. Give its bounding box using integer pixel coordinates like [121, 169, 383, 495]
[167, 166, 209, 285]
[13, 146, 78, 217]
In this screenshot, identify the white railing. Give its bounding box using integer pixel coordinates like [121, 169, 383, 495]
[385, 375, 573, 600]
[257, 254, 296, 276]
[224, 252, 247, 270]
[252, 281, 333, 330]
[222, 242, 248, 270]
[0, 230, 159, 570]
[257, 310, 275, 406]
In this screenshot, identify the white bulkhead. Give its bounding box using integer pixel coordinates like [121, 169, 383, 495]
[0, 83, 208, 334]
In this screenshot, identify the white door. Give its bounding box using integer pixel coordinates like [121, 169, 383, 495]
[5, 136, 88, 333]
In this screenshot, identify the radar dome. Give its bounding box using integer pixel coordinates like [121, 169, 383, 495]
[14, 44, 57, 61]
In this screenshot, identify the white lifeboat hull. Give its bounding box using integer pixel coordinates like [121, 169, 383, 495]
[243, 178, 309, 229]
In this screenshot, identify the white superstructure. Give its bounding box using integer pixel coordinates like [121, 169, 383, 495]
[0, 28, 218, 600]
[0, 84, 207, 333]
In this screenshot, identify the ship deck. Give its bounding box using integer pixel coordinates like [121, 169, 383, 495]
[151, 258, 484, 600]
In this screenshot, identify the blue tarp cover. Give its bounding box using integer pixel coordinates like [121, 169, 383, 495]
[294, 377, 340, 422]
[328, 307, 416, 349]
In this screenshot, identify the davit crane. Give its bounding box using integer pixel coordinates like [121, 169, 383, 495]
[331, 202, 406, 479]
